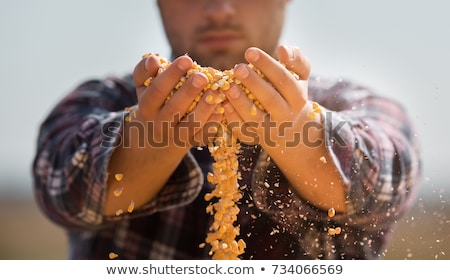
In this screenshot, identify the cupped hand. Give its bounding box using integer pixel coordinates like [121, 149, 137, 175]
[133, 54, 222, 149]
[223, 45, 314, 148]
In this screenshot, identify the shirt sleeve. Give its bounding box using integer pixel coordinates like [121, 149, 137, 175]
[32, 76, 203, 230]
[251, 78, 421, 232]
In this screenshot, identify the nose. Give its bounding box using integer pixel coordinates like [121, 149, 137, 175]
[204, 0, 236, 24]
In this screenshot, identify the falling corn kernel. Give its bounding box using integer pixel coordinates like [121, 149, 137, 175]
[109, 252, 118, 259]
[320, 156, 327, 163]
[127, 200, 135, 213]
[139, 53, 300, 260]
[199, 243, 206, 249]
[115, 209, 123, 216]
[114, 173, 124, 182]
[113, 187, 124, 197]
[335, 227, 342, 235]
[307, 112, 316, 119]
[328, 228, 336, 235]
[328, 207, 336, 218]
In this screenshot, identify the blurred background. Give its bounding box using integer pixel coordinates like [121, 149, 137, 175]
[1, 0, 449, 259]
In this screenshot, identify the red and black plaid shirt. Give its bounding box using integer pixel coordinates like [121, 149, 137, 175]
[32, 73, 421, 259]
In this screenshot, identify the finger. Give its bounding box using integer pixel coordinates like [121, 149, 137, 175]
[223, 100, 260, 145]
[182, 90, 219, 134]
[160, 71, 209, 122]
[192, 110, 223, 147]
[138, 56, 196, 119]
[177, 91, 221, 147]
[232, 62, 290, 118]
[133, 54, 161, 87]
[241, 47, 307, 111]
[276, 45, 311, 80]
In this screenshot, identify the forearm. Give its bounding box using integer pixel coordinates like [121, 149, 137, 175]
[261, 102, 346, 213]
[253, 92, 420, 230]
[104, 117, 190, 216]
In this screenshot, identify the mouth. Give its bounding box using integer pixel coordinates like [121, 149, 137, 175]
[197, 31, 243, 50]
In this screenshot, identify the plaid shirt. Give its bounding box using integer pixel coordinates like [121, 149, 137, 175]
[32, 73, 421, 260]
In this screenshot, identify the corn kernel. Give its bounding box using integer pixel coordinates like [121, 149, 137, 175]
[109, 252, 118, 259]
[140, 53, 301, 260]
[127, 200, 135, 213]
[114, 173, 124, 182]
[250, 104, 257, 116]
[143, 77, 152, 87]
[328, 207, 336, 218]
[215, 106, 225, 114]
[113, 187, 123, 197]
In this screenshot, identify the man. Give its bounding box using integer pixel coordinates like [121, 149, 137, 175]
[32, 0, 421, 259]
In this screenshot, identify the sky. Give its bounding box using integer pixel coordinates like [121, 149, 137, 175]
[1, 0, 449, 197]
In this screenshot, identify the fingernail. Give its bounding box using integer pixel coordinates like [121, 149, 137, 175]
[226, 86, 240, 99]
[192, 74, 206, 88]
[286, 46, 295, 61]
[177, 57, 192, 71]
[234, 65, 249, 80]
[246, 48, 260, 62]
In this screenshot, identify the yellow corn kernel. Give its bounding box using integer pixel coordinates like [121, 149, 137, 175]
[215, 106, 225, 114]
[140, 53, 300, 260]
[211, 83, 219, 91]
[307, 112, 316, 119]
[187, 102, 197, 113]
[113, 187, 123, 197]
[205, 94, 214, 105]
[250, 104, 257, 116]
[127, 200, 135, 213]
[220, 81, 231, 91]
[215, 93, 226, 104]
[108, 252, 119, 259]
[144, 77, 153, 87]
[328, 207, 336, 218]
[114, 173, 124, 182]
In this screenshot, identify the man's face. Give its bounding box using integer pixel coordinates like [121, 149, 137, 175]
[157, 0, 289, 70]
